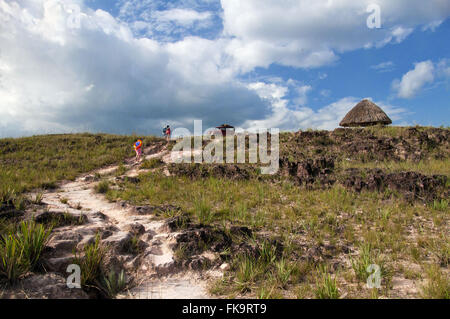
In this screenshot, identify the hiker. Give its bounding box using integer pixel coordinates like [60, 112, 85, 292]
[134, 139, 143, 162]
[165, 125, 171, 141]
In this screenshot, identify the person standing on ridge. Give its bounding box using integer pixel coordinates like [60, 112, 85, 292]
[134, 138, 143, 163]
[165, 125, 171, 141]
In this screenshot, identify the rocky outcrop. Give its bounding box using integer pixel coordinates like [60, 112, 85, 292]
[168, 163, 255, 180]
[342, 168, 448, 201]
[281, 156, 335, 186]
[1, 273, 89, 299]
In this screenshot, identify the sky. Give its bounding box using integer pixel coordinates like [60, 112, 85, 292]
[0, 0, 449, 137]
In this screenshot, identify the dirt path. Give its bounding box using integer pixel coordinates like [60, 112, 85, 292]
[40, 143, 212, 299]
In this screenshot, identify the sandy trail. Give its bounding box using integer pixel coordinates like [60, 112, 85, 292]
[40, 144, 211, 299]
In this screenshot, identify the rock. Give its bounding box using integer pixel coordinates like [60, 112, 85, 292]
[189, 256, 210, 271]
[103, 231, 133, 254]
[166, 215, 191, 232]
[0, 208, 24, 219]
[175, 227, 232, 257]
[50, 240, 79, 252]
[220, 263, 230, 271]
[82, 175, 98, 182]
[76, 235, 96, 250]
[1, 273, 89, 299]
[140, 231, 155, 242]
[91, 211, 108, 220]
[229, 226, 252, 238]
[342, 168, 447, 201]
[44, 256, 75, 273]
[123, 222, 145, 236]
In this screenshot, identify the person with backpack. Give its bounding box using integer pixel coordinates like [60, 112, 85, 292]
[134, 139, 143, 163]
[165, 125, 171, 141]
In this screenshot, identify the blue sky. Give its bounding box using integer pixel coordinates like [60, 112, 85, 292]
[0, 0, 449, 137]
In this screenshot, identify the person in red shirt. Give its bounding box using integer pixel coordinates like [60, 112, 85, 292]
[165, 125, 171, 141]
[134, 139, 143, 163]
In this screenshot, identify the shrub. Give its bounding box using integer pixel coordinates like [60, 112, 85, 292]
[102, 270, 127, 298]
[73, 234, 105, 286]
[351, 243, 386, 283]
[234, 254, 259, 292]
[275, 258, 294, 288]
[141, 158, 164, 169]
[0, 234, 29, 283]
[194, 197, 214, 225]
[17, 220, 52, 270]
[95, 181, 110, 194]
[314, 265, 339, 299]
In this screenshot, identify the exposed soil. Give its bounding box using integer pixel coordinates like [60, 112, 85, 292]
[1, 144, 218, 299]
[282, 127, 449, 162]
[2, 127, 448, 299]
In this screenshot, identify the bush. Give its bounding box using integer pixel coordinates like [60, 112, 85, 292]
[141, 158, 164, 169]
[0, 234, 29, 283]
[194, 197, 214, 225]
[0, 221, 52, 282]
[95, 181, 110, 194]
[102, 270, 127, 298]
[17, 220, 52, 270]
[314, 265, 339, 299]
[73, 234, 105, 286]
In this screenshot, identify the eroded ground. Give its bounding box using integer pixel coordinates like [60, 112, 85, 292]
[1, 127, 448, 299]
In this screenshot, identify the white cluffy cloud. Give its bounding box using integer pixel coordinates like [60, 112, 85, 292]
[392, 58, 450, 99]
[154, 9, 212, 27]
[0, 0, 449, 137]
[246, 81, 405, 131]
[0, 0, 269, 137]
[221, 0, 450, 72]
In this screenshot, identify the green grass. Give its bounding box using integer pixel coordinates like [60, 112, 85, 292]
[0, 133, 162, 200]
[17, 220, 52, 270]
[0, 234, 29, 283]
[314, 265, 340, 299]
[421, 264, 450, 299]
[337, 158, 450, 177]
[94, 181, 110, 194]
[109, 171, 448, 298]
[0, 220, 52, 282]
[102, 270, 127, 298]
[1, 129, 449, 298]
[140, 158, 164, 169]
[351, 243, 385, 283]
[73, 234, 105, 287]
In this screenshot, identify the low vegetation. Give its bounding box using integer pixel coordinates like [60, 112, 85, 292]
[0, 127, 448, 298]
[0, 221, 52, 283]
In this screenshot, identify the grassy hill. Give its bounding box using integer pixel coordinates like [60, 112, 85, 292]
[0, 133, 159, 209]
[0, 127, 448, 299]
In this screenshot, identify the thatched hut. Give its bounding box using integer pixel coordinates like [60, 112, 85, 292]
[339, 99, 392, 127]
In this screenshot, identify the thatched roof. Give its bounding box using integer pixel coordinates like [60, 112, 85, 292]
[339, 99, 392, 127]
[216, 124, 235, 129]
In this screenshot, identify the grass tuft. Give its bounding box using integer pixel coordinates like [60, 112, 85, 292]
[314, 265, 339, 299]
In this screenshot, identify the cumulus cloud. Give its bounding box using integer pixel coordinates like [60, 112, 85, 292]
[154, 8, 211, 26]
[0, 0, 269, 137]
[221, 0, 450, 71]
[116, 0, 221, 41]
[1, 0, 448, 137]
[245, 81, 405, 131]
[393, 61, 435, 98]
